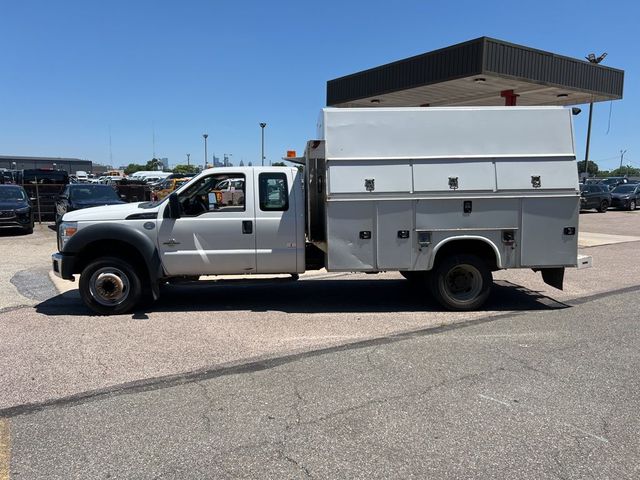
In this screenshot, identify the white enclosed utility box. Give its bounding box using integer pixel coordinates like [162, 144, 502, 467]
[305, 107, 580, 277]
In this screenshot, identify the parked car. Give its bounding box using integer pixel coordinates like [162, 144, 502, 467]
[152, 177, 190, 201]
[599, 177, 632, 191]
[0, 185, 34, 233]
[55, 184, 126, 223]
[212, 177, 245, 206]
[579, 184, 611, 212]
[610, 184, 640, 210]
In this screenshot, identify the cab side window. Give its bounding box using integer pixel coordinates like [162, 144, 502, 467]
[259, 173, 288, 211]
[177, 174, 245, 216]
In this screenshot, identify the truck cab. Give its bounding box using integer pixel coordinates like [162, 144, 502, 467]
[53, 167, 305, 314]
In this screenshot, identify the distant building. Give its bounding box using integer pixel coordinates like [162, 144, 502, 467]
[160, 157, 169, 170]
[92, 164, 111, 175]
[0, 155, 92, 173]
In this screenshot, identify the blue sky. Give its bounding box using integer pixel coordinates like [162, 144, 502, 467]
[0, 0, 637, 170]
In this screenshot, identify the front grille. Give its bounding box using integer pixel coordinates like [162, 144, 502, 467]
[0, 211, 15, 218]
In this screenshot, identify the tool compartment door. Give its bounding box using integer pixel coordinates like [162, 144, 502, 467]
[326, 201, 375, 270]
[376, 201, 413, 269]
[521, 197, 579, 267]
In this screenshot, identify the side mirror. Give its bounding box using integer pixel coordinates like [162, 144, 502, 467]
[168, 192, 181, 219]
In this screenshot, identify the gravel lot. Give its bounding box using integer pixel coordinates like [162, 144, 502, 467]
[0, 210, 639, 411]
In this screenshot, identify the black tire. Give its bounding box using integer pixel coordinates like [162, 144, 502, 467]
[79, 256, 142, 315]
[23, 221, 34, 235]
[400, 271, 430, 282]
[629, 200, 637, 211]
[428, 254, 492, 311]
[598, 200, 609, 213]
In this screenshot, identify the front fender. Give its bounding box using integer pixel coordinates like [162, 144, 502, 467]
[63, 223, 163, 298]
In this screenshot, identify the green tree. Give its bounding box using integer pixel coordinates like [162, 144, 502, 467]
[124, 163, 146, 175]
[172, 164, 199, 174]
[145, 158, 164, 171]
[577, 160, 599, 175]
[609, 166, 640, 177]
[271, 162, 286, 167]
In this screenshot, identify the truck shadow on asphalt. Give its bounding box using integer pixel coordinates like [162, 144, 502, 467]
[34, 278, 568, 317]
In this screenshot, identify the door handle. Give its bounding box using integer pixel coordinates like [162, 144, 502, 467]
[162, 239, 180, 246]
[242, 220, 253, 234]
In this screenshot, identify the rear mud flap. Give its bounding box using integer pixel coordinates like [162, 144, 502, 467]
[536, 267, 565, 290]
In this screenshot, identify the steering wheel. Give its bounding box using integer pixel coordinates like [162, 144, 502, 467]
[186, 195, 207, 215]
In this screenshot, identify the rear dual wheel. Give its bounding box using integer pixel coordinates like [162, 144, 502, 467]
[401, 255, 492, 310]
[428, 254, 492, 311]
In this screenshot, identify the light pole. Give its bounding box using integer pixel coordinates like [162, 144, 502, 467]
[186, 153, 190, 167]
[619, 149, 627, 175]
[260, 123, 266, 166]
[202, 134, 208, 170]
[583, 52, 607, 179]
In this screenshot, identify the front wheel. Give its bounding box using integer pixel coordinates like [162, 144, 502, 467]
[79, 257, 142, 315]
[598, 200, 609, 213]
[629, 200, 637, 211]
[428, 254, 492, 311]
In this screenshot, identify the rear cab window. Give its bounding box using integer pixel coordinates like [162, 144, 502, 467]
[258, 172, 289, 211]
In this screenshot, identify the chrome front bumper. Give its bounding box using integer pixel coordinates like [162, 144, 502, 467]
[52, 252, 76, 280]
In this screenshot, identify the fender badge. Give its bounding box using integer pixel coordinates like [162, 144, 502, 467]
[143, 222, 155, 230]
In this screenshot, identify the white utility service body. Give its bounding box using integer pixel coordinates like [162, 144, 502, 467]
[52, 106, 587, 314]
[307, 106, 581, 273]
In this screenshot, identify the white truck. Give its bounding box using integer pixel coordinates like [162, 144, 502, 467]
[75, 171, 89, 183]
[52, 107, 588, 314]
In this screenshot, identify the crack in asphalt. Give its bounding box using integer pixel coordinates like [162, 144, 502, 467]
[196, 383, 214, 433]
[293, 367, 506, 429]
[1, 284, 639, 419]
[280, 449, 313, 479]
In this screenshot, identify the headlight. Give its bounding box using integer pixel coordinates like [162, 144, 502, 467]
[16, 206, 31, 214]
[59, 221, 78, 249]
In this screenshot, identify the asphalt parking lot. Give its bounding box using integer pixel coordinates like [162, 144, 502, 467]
[1, 209, 639, 478]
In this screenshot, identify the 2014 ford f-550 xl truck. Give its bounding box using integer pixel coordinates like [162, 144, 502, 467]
[52, 107, 591, 314]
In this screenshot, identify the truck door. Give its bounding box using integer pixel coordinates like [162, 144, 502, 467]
[157, 172, 257, 276]
[254, 170, 298, 273]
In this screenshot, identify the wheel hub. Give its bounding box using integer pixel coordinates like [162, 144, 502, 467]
[96, 273, 124, 299]
[443, 265, 482, 301]
[89, 268, 130, 306]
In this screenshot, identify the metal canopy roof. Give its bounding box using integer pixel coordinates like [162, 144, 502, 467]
[327, 37, 624, 108]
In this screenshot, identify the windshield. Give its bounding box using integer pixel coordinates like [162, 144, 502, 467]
[70, 186, 120, 201]
[0, 187, 26, 201]
[601, 178, 620, 185]
[612, 185, 636, 193]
